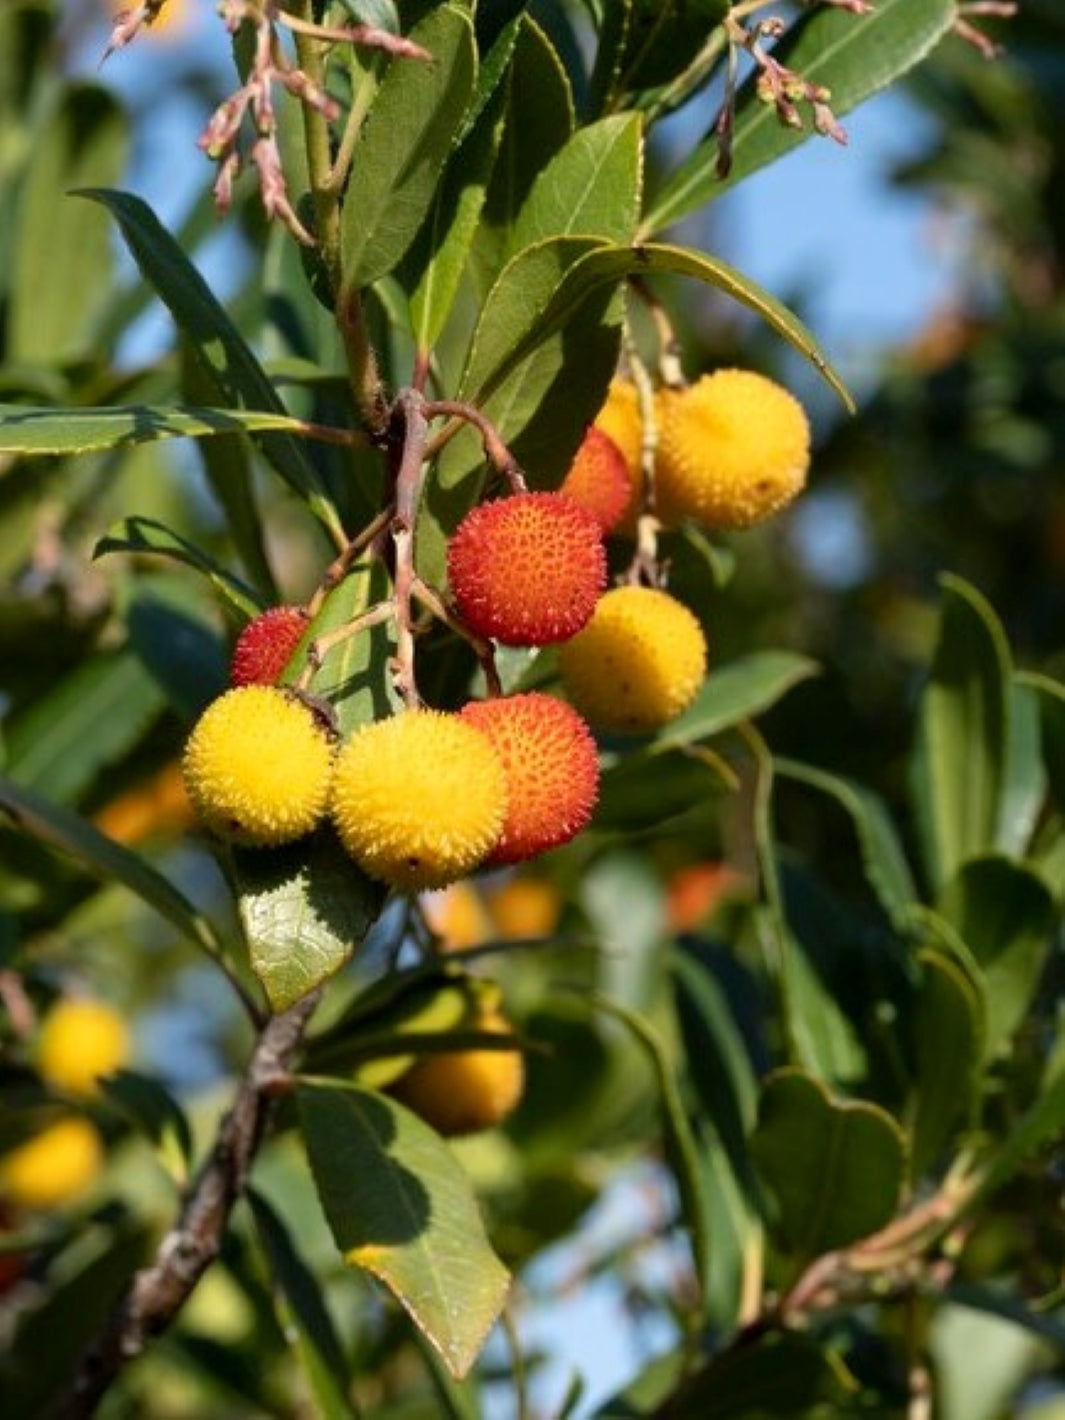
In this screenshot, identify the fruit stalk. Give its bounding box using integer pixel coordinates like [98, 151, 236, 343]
[59, 988, 321, 1419]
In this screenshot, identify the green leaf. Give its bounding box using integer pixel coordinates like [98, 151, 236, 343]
[594, 747, 729, 833]
[506, 112, 643, 255]
[998, 679, 1046, 857]
[0, 404, 319, 458]
[910, 574, 1012, 894]
[671, 945, 759, 1190]
[470, 15, 574, 297]
[658, 651, 820, 748]
[9, 84, 129, 363]
[94, 516, 263, 621]
[750, 1067, 906, 1263]
[1021, 669, 1065, 820]
[297, 1082, 510, 1379]
[775, 758, 917, 929]
[78, 190, 343, 543]
[964, 1059, 1065, 1215]
[908, 949, 985, 1183]
[640, 0, 956, 235]
[235, 830, 386, 1014]
[591, 0, 729, 109]
[125, 594, 229, 722]
[99, 1069, 195, 1177]
[937, 854, 1057, 1059]
[4, 652, 166, 804]
[604, 1329, 856, 1418]
[247, 1188, 356, 1420]
[465, 240, 853, 413]
[404, 53, 510, 354]
[340, 4, 476, 293]
[0, 774, 227, 963]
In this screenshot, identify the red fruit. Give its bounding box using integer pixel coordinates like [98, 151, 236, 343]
[559, 426, 634, 534]
[460, 692, 599, 863]
[230, 605, 308, 686]
[447, 492, 607, 646]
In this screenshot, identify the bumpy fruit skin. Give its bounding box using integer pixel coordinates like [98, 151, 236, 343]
[183, 686, 334, 846]
[460, 693, 599, 864]
[37, 999, 130, 1098]
[389, 1003, 525, 1137]
[558, 585, 707, 735]
[654, 369, 811, 529]
[447, 492, 607, 646]
[331, 711, 507, 891]
[230, 605, 309, 687]
[559, 426, 634, 534]
[0, 1118, 104, 1211]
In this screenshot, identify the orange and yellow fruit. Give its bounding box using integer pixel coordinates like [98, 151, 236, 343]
[0, 1118, 105, 1211]
[388, 993, 525, 1137]
[183, 686, 334, 847]
[654, 369, 810, 529]
[558, 585, 707, 735]
[331, 710, 507, 890]
[36, 998, 130, 1098]
[460, 693, 599, 864]
[447, 491, 607, 646]
[559, 426, 634, 534]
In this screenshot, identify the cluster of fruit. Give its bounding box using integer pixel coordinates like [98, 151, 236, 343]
[181, 365, 810, 893]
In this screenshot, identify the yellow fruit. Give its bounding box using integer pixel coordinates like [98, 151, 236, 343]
[654, 369, 811, 529]
[558, 585, 707, 735]
[389, 1001, 525, 1137]
[488, 876, 562, 940]
[331, 711, 507, 891]
[37, 998, 130, 1098]
[0, 1118, 104, 1211]
[595, 378, 646, 528]
[422, 882, 495, 951]
[183, 686, 334, 847]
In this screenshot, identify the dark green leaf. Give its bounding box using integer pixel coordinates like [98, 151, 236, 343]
[0, 404, 316, 458]
[592, 0, 729, 108]
[94, 515, 263, 621]
[99, 1068, 194, 1174]
[910, 574, 1011, 893]
[659, 652, 820, 747]
[78, 190, 343, 542]
[594, 747, 728, 833]
[235, 829, 386, 1014]
[937, 854, 1057, 1058]
[5, 652, 166, 804]
[907, 949, 985, 1182]
[0, 774, 229, 962]
[340, 4, 476, 292]
[641, 0, 956, 234]
[247, 1188, 356, 1420]
[998, 679, 1045, 856]
[9, 84, 129, 363]
[298, 1082, 510, 1378]
[776, 758, 917, 929]
[750, 1067, 906, 1262]
[1022, 669, 1065, 820]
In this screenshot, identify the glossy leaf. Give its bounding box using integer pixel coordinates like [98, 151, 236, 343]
[658, 651, 820, 748]
[298, 1082, 510, 1378]
[0, 404, 320, 458]
[94, 516, 263, 621]
[910, 575, 1011, 893]
[9, 84, 128, 363]
[78, 190, 343, 543]
[506, 112, 643, 255]
[235, 829, 387, 1014]
[998, 679, 1046, 857]
[937, 854, 1057, 1059]
[0, 774, 227, 962]
[641, 0, 956, 234]
[750, 1067, 906, 1262]
[776, 757, 917, 929]
[4, 652, 166, 805]
[470, 15, 575, 296]
[908, 949, 985, 1182]
[339, 4, 476, 292]
[247, 1188, 356, 1420]
[591, 0, 729, 109]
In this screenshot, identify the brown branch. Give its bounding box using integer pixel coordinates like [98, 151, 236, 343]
[58, 989, 321, 1418]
